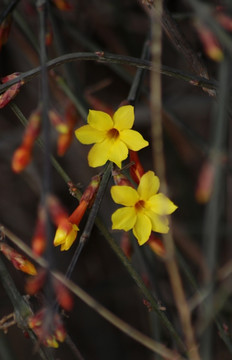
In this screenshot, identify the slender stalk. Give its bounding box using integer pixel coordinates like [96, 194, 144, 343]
[65, 162, 112, 279]
[0, 254, 54, 360]
[0, 52, 218, 94]
[150, 2, 200, 359]
[0, 227, 186, 360]
[200, 56, 230, 360]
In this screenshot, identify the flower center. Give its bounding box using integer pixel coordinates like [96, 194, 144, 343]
[107, 128, 119, 140]
[135, 200, 145, 212]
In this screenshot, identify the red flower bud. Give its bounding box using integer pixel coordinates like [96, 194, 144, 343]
[195, 161, 215, 204]
[129, 151, 145, 184]
[0, 72, 23, 108]
[53, 279, 74, 311]
[80, 175, 101, 205]
[11, 146, 31, 173]
[0, 243, 37, 275]
[195, 22, 223, 62]
[51, 0, 73, 11]
[25, 269, 47, 294]
[147, 234, 165, 257]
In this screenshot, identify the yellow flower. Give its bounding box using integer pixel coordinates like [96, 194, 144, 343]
[111, 171, 177, 245]
[75, 105, 149, 168]
[53, 218, 78, 251]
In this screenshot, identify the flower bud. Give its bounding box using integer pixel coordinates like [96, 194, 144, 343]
[129, 150, 145, 184]
[0, 243, 37, 275]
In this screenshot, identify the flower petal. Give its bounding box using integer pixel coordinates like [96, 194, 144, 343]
[113, 105, 134, 130]
[87, 139, 111, 167]
[112, 207, 137, 231]
[146, 211, 170, 234]
[137, 171, 160, 200]
[75, 125, 105, 144]
[120, 129, 149, 151]
[111, 185, 139, 206]
[88, 110, 113, 131]
[148, 193, 178, 215]
[133, 213, 151, 246]
[108, 139, 128, 168]
[60, 227, 78, 251]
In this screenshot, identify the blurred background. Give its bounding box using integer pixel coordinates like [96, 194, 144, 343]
[0, 0, 232, 359]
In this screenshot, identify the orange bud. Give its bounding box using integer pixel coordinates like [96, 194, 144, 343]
[216, 13, 232, 31]
[25, 269, 47, 294]
[80, 175, 101, 205]
[23, 108, 41, 149]
[129, 151, 145, 184]
[0, 72, 23, 108]
[49, 109, 69, 134]
[195, 161, 215, 203]
[11, 146, 31, 173]
[57, 132, 73, 156]
[53, 218, 78, 251]
[52, 0, 73, 10]
[28, 308, 66, 348]
[31, 207, 46, 256]
[0, 243, 37, 275]
[147, 234, 165, 257]
[11, 108, 41, 173]
[53, 279, 74, 311]
[56, 103, 78, 156]
[196, 22, 223, 62]
[0, 14, 12, 51]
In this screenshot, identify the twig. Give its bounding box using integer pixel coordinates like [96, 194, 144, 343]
[0, 226, 186, 360]
[0, 52, 218, 94]
[150, 2, 200, 359]
[199, 56, 230, 360]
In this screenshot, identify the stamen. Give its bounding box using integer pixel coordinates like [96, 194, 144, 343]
[107, 128, 119, 140]
[135, 200, 145, 212]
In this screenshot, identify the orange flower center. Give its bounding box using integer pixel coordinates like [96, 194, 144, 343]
[135, 200, 145, 212]
[107, 128, 119, 140]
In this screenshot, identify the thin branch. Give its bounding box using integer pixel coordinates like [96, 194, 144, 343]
[0, 227, 186, 360]
[0, 52, 218, 94]
[150, 2, 200, 359]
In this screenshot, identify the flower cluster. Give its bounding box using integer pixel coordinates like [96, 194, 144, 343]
[28, 308, 66, 348]
[75, 105, 177, 248]
[53, 175, 101, 250]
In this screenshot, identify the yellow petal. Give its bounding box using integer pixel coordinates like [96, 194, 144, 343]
[146, 211, 170, 234]
[133, 213, 151, 245]
[112, 207, 137, 231]
[60, 227, 77, 251]
[111, 185, 139, 206]
[148, 193, 178, 215]
[113, 105, 134, 130]
[108, 139, 128, 168]
[88, 110, 113, 131]
[75, 125, 105, 144]
[54, 226, 68, 246]
[120, 129, 149, 151]
[137, 171, 160, 201]
[75, 125, 106, 145]
[87, 139, 111, 167]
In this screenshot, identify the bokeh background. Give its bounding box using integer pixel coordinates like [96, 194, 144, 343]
[0, 0, 231, 359]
